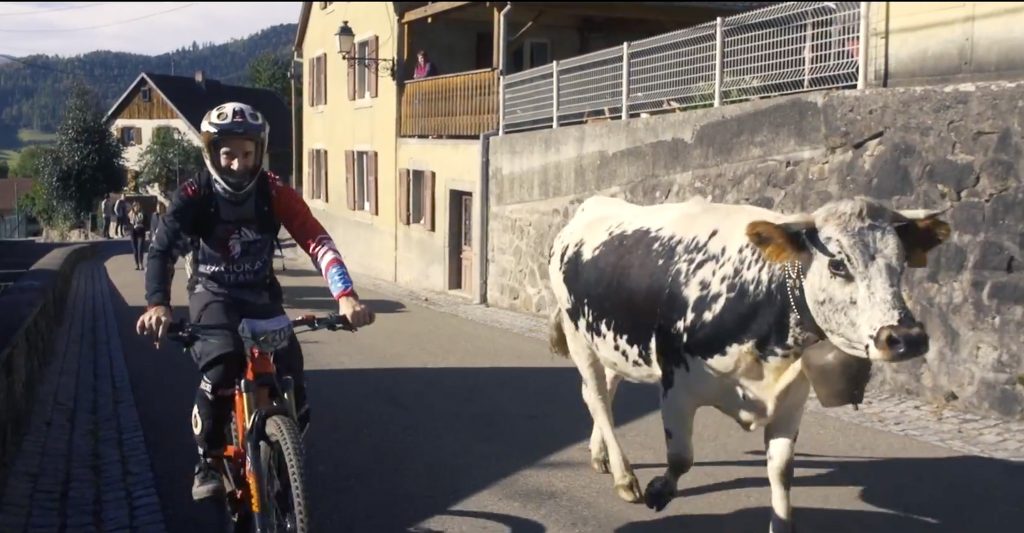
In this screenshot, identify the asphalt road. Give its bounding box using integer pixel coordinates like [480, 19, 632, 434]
[105, 244, 1022, 533]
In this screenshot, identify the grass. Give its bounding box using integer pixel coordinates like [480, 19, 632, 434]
[0, 129, 57, 168]
[0, 149, 18, 165]
[17, 129, 56, 144]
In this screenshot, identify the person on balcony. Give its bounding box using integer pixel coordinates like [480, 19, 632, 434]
[413, 50, 439, 79]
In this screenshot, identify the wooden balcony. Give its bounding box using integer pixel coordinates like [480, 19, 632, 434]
[400, 68, 499, 138]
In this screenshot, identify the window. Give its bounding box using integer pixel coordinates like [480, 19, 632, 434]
[409, 170, 425, 224]
[524, 39, 551, 69]
[308, 148, 327, 201]
[119, 126, 141, 146]
[347, 36, 379, 101]
[354, 151, 369, 210]
[308, 54, 327, 107]
[345, 150, 377, 214]
[512, 38, 552, 72]
[398, 168, 434, 231]
[140, 86, 151, 102]
[355, 39, 370, 100]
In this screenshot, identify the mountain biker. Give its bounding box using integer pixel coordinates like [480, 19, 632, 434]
[135, 101, 375, 501]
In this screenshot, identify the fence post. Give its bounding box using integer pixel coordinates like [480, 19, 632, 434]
[552, 60, 560, 128]
[804, 17, 813, 90]
[858, 2, 869, 89]
[499, 74, 505, 135]
[714, 16, 724, 107]
[620, 42, 629, 120]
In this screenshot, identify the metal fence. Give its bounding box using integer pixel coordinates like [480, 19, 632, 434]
[0, 214, 25, 239]
[502, 2, 864, 133]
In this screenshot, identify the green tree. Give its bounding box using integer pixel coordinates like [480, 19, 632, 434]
[248, 52, 291, 106]
[137, 127, 204, 197]
[10, 145, 54, 179]
[35, 83, 124, 232]
[0, 161, 8, 179]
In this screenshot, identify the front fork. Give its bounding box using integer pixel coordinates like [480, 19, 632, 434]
[236, 374, 299, 531]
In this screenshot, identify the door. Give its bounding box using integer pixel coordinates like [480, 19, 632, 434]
[459, 194, 473, 294]
[448, 191, 473, 294]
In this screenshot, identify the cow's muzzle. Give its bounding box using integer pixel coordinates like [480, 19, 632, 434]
[874, 322, 929, 361]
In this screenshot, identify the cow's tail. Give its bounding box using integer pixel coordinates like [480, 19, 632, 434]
[549, 308, 570, 358]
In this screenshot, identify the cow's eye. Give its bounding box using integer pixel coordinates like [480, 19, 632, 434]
[828, 259, 850, 278]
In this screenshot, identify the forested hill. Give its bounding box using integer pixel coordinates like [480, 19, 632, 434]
[0, 23, 296, 138]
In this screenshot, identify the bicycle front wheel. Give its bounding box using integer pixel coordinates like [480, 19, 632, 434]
[259, 414, 309, 533]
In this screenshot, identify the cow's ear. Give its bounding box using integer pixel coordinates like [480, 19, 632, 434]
[894, 209, 951, 268]
[746, 219, 815, 264]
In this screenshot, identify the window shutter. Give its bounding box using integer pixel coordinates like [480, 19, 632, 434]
[423, 171, 435, 231]
[398, 169, 410, 225]
[369, 36, 379, 98]
[308, 61, 315, 107]
[134, 127, 142, 145]
[345, 150, 355, 210]
[307, 150, 314, 199]
[320, 54, 327, 106]
[368, 151, 378, 215]
[322, 150, 328, 203]
[347, 52, 356, 101]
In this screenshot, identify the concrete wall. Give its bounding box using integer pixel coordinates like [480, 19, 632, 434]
[396, 138, 483, 299]
[487, 81, 1024, 420]
[302, 1, 399, 279]
[0, 244, 96, 481]
[870, 2, 1024, 87]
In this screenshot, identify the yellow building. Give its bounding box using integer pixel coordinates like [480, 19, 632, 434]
[867, 2, 1024, 87]
[294, 1, 745, 301]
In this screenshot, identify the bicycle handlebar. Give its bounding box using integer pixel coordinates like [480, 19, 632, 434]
[166, 313, 355, 345]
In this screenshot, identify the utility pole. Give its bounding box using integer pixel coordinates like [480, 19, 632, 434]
[13, 179, 18, 239]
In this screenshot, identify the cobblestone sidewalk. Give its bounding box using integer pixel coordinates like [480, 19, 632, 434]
[0, 261, 166, 532]
[277, 247, 1023, 463]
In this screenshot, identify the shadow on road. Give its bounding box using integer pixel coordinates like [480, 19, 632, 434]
[102, 242, 1024, 533]
[107, 254, 654, 532]
[618, 452, 1023, 533]
[301, 366, 659, 532]
[281, 285, 408, 314]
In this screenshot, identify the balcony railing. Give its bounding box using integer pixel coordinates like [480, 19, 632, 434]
[400, 68, 499, 138]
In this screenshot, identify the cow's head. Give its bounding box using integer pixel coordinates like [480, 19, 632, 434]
[746, 197, 951, 362]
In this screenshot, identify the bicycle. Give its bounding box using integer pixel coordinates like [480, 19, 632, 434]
[167, 312, 355, 533]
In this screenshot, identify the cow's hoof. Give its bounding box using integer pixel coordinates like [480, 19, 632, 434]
[643, 476, 676, 512]
[591, 456, 610, 474]
[769, 515, 795, 533]
[615, 476, 643, 503]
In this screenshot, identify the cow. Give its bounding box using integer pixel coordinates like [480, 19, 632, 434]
[547, 195, 950, 533]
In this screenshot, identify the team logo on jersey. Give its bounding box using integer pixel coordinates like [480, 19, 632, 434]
[226, 227, 262, 260]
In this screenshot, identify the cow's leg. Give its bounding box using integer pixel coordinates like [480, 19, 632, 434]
[589, 371, 623, 474]
[764, 377, 810, 533]
[644, 370, 697, 512]
[563, 331, 641, 502]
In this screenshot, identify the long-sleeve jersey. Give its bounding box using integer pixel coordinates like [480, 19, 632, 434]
[145, 171, 355, 308]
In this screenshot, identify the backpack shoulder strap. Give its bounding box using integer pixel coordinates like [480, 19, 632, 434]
[259, 171, 282, 235]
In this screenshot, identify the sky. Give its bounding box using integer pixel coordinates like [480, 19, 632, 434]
[0, 2, 304, 57]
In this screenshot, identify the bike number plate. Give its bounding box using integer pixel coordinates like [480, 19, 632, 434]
[238, 315, 293, 352]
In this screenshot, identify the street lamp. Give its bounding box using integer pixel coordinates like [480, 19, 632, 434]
[335, 20, 397, 80]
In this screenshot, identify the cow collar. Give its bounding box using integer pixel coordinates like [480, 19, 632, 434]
[783, 260, 825, 343]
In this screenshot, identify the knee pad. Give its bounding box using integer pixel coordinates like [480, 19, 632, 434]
[198, 374, 236, 401]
